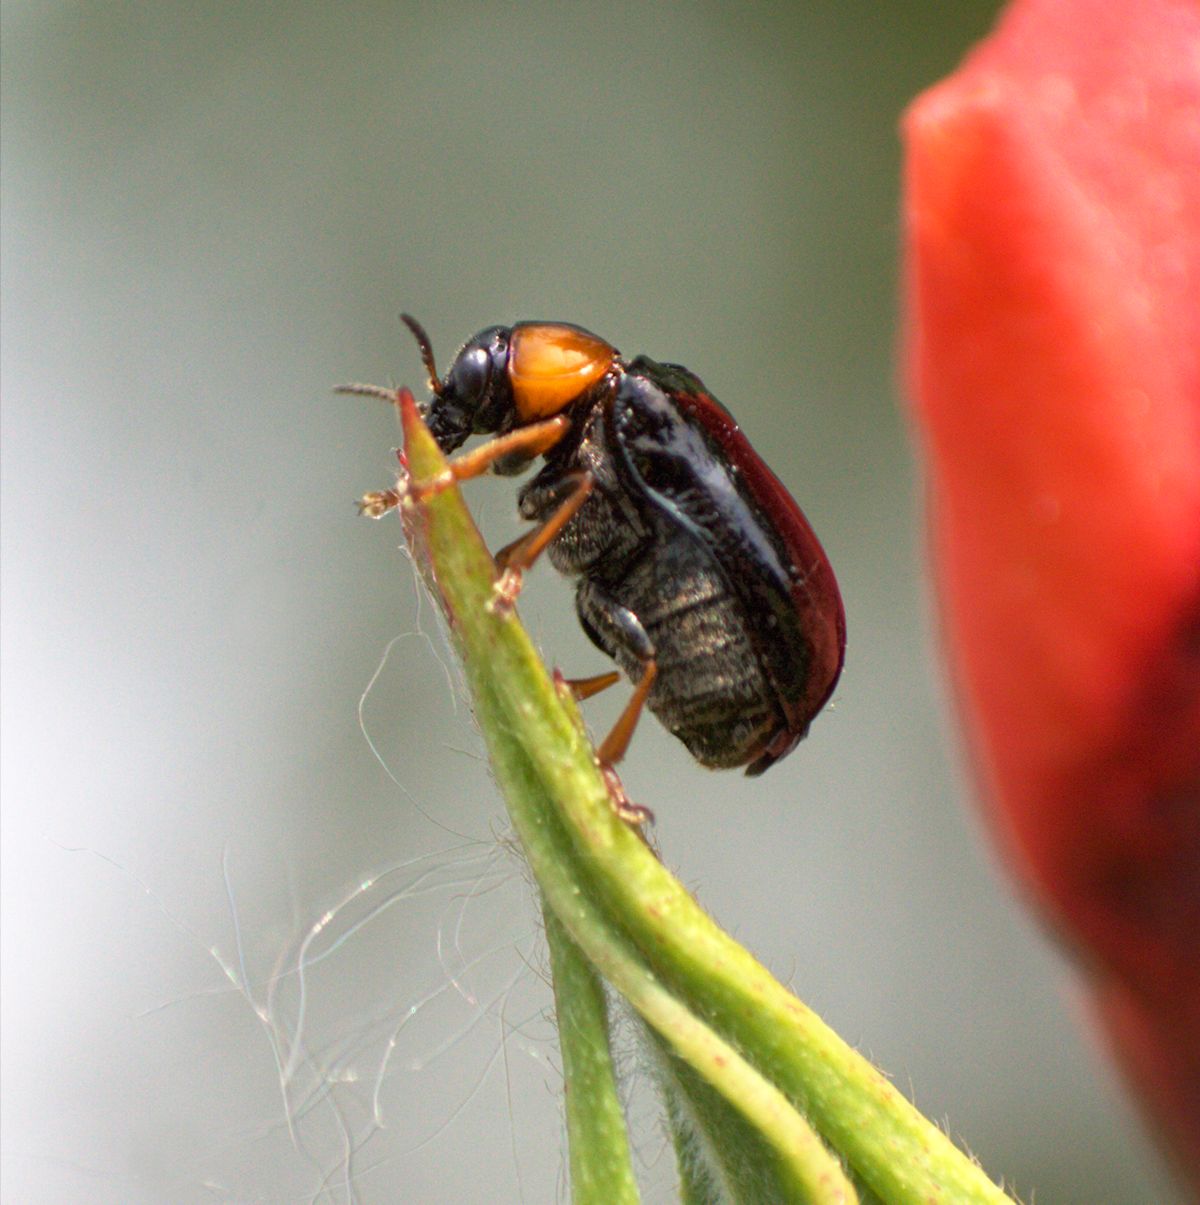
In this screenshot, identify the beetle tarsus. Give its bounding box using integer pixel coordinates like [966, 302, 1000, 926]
[601, 765, 655, 827]
[358, 487, 403, 518]
[488, 568, 524, 614]
[408, 469, 457, 503]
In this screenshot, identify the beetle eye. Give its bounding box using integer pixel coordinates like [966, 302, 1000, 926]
[446, 346, 491, 406]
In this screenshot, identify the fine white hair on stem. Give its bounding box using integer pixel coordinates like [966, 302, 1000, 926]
[369, 955, 533, 1124]
[356, 629, 477, 843]
[276, 842, 504, 1085]
[349, 999, 548, 1192]
[262, 842, 540, 1201]
[435, 846, 516, 1006]
[64, 832, 545, 1203]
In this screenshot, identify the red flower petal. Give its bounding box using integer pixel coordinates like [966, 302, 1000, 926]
[902, 0, 1200, 1183]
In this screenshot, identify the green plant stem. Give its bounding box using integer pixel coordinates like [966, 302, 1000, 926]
[544, 903, 640, 1205]
[395, 390, 1017, 1205]
[475, 671, 854, 1205]
[650, 1023, 818, 1204]
[401, 397, 852, 1204]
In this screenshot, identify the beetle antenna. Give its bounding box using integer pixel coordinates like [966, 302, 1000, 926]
[400, 313, 441, 393]
[334, 382, 402, 404]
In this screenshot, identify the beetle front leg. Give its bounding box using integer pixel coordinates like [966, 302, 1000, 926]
[358, 487, 404, 518]
[416, 415, 570, 502]
[339, 379, 570, 512]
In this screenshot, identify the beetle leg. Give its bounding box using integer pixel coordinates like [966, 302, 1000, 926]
[495, 472, 594, 572]
[415, 415, 571, 501]
[595, 661, 659, 825]
[352, 412, 570, 518]
[563, 577, 663, 823]
[358, 487, 403, 518]
[601, 765, 655, 827]
[563, 670, 621, 701]
[597, 660, 658, 767]
[338, 385, 407, 517]
[490, 472, 595, 610]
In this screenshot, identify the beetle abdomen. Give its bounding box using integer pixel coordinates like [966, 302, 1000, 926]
[578, 545, 781, 769]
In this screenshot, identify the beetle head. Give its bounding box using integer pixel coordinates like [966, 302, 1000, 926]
[403, 315, 513, 454]
[403, 316, 618, 455]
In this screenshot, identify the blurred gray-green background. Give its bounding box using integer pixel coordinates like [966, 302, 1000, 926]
[1, 5, 1182, 1203]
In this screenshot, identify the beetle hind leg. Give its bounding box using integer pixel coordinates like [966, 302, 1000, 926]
[601, 765, 655, 827]
[597, 660, 658, 768]
[563, 670, 621, 701]
[572, 580, 660, 824]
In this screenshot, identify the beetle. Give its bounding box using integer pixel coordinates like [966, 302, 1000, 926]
[344, 316, 845, 780]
